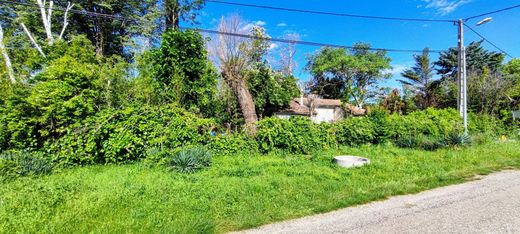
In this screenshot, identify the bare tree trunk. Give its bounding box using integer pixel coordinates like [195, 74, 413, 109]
[231, 78, 258, 131]
[36, 0, 54, 45]
[0, 24, 16, 83]
[165, 0, 180, 30]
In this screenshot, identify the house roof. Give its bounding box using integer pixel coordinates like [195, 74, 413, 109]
[277, 100, 313, 116]
[295, 98, 342, 107]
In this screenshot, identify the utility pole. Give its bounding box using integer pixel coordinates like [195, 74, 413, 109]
[457, 19, 468, 134]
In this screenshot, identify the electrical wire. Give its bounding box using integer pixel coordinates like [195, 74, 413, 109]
[206, 0, 457, 23]
[2, 0, 445, 54]
[463, 23, 513, 58]
[183, 27, 444, 53]
[465, 4, 520, 21]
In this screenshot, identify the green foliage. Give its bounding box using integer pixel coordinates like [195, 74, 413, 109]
[169, 146, 212, 173]
[388, 108, 462, 139]
[256, 117, 327, 154]
[152, 29, 218, 116]
[47, 105, 215, 166]
[207, 133, 258, 156]
[306, 44, 391, 107]
[0, 36, 130, 150]
[335, 117, 376, 146]
[0, 150, 53, 180]
[247, 64, 300, 117]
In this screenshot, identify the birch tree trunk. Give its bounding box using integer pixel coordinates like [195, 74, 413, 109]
[0, 24, 16, 83]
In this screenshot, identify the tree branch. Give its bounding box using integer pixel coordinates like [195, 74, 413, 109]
[21, 23, 46, 57]
[59, 2, 74, 40]
[0, 24, 16, 83]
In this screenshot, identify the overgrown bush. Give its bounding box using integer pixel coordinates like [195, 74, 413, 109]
[335, 117, 376, 146]
[388, 108, 462, 139]
[0, 151, 53, 180]
[256, 117, 327, 154]
[169, 147, 212, 173]
[47, 104, 215, 166]
[207, 133, 258, 156]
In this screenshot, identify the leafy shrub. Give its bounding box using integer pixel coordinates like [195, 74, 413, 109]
[47, 104, 215, 166]
[256, 117, 326, 154]
[169, 147, 212, 173]
[368, 109, 392, 144]
[207, 133, 258, 156]
[389, 108, 462, 140]
[468, 113, 505, 137]
[0, 151, 53, 180]
[335, 117, 376, 146]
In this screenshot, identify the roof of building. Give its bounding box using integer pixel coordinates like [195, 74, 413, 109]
[277, 100, 313, 116]
[295, 98, 342, 107]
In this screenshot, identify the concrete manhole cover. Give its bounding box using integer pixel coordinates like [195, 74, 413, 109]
[333, 156, 370, 168]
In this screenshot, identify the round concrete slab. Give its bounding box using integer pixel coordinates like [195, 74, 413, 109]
[333, 156, 370, 168]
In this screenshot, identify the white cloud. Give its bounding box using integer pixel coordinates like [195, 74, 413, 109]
[254, 20, 266, 26]
[241, 20, 267, 32]
[268, 43, 279, 50]
[385, 64, 410, 76]
[277, 22, 288, 27]
[421, 0, 471, 15]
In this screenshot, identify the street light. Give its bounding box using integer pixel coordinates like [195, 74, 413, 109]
[477, 17, 493, 26]
[457, 17, 492, 134]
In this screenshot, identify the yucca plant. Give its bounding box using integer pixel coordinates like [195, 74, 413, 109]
[169, 147, 212, 173]
[445, 132, 472, 147]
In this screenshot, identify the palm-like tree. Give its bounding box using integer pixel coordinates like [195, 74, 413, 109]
[399, 48, 436, 109]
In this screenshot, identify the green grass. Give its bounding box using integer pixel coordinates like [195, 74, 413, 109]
[1, 142, 520, 233]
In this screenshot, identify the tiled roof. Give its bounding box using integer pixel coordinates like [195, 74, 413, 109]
[295, 98, 342, 107]
[277, 100, 313, 116]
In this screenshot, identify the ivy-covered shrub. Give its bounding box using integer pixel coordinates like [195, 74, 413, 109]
[335, 117, 376, 146]
[468, 113, 505, 136]
[207, 133, 258, 156]
[388, 108, 462, 139]
[0, 151, 53, 180]
[256, 117, 327, 154]
[47, 104, 215, 166]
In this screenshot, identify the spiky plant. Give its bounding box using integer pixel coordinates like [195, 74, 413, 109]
[169, 147, 212, 173]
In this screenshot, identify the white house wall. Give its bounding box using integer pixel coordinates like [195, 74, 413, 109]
[312, 108, 336, 123]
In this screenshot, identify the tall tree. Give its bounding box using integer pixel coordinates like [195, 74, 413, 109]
[435, 40, 504, 79]
[399, 48, 436, 109]
[153, 29, 218, 116]
[164, 0, 205, 30]
[307, 44, 391, 107]
[213, 15, 259, 132]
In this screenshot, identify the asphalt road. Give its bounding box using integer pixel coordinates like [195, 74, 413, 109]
[238, 171, 520, 234]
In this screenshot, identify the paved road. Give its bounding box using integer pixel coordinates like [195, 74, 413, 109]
[238, 171, 520, 234]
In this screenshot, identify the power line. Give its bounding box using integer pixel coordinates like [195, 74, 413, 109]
[463, 23, 513, 58]
[208, 31, 442, 53]
[465, 4, 520, 21]
[185, 27, 444, 53]
[206, 0, 457, 23]
[2, 0, 444, 54]
[0, 0, 134, 22]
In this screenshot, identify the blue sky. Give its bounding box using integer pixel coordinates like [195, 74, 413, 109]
[192, 0, 520, 88]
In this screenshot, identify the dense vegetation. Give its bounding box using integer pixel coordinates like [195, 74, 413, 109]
[1, 1, 520, 232]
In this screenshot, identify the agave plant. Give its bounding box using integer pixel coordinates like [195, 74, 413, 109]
[445, 132, 472, 147]
[169, 147, 212, 173]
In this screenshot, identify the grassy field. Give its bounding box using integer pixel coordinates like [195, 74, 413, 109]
[1, 142, 520, 233]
